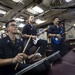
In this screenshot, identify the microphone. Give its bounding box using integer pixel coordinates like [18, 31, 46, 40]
[59, 20, 65, 24]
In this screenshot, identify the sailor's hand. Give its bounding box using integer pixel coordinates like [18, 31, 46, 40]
[23, 54, 28, 59]
[28, 54, 35, 59]
[12, 53, 24, 63]
[56, 34, 61, 38]
[32, 35, 37, 39]
[35, 53, 42, 58]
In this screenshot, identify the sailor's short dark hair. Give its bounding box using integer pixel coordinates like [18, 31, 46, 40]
[52, 16, 59, 21]
[5, 20, 15, 28]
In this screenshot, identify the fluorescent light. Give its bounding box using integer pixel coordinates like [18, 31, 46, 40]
[2, 26, 5, 28]
[1, 30, 4, 33]
[12, 0, 22, 2]
[36, 19, 45, 24]
[73, 24, 75, 26]
[27, 8, 38, 14]
[27, 6, 44, 14]
[65, 0, 71, 2]
[14, 18, 24, 22]
[0, 10, 6, 14]
[32, 6, 44, 13]
[18, 23, 25, 28]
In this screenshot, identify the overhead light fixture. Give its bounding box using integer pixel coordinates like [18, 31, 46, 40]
[12, 0, 22, 3]
[65, 0, 71, 2]
[27, 6, 44, 14]
[0, 10, 6, 14]
[18, 23, 25, 28]
[2, 26, 5, 28]
[27, 8, 38, 14]
[73, 24, 75, 26]
[36, 19, 45, 24]
[14, 18, 24, 22]
[0, 30, 4, 33]
[32, 6, 44, 13]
